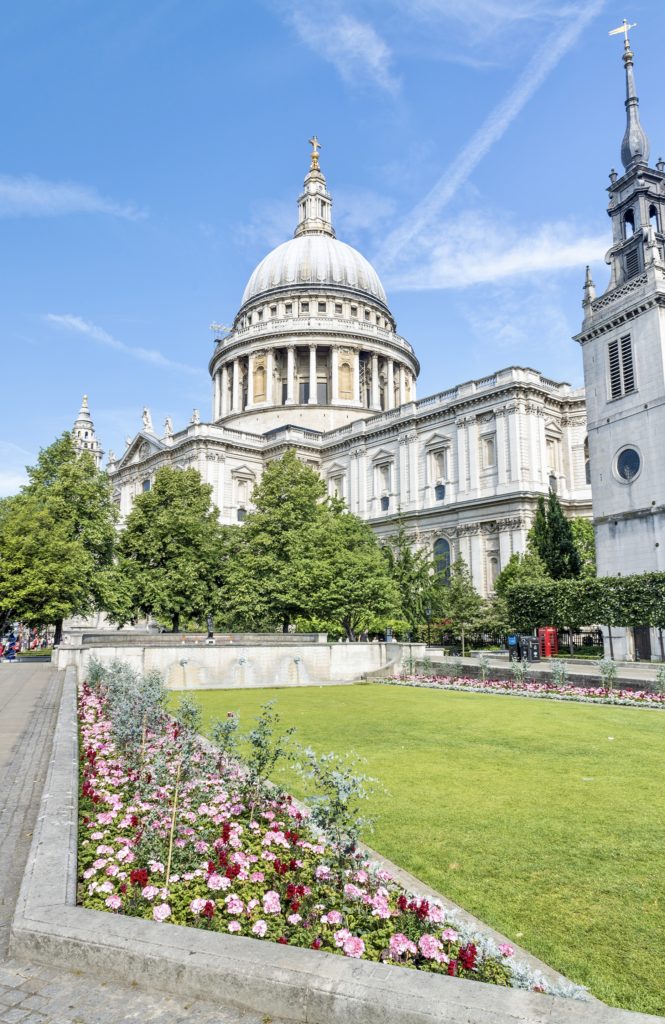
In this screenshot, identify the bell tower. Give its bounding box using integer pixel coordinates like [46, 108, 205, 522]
[574, 25, 665, 658]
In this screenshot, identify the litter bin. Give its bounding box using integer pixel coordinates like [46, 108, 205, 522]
[507, 634, 520, 661]
[520, 636, 541, 662]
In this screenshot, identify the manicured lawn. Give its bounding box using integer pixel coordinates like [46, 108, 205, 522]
[175, 684, 665, 1014]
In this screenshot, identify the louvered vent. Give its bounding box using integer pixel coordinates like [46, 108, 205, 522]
[608, 339, 622, 398]
[608, 336, 635, 399]
[621, 335, 635, 393]
[624, 247, 640, 278]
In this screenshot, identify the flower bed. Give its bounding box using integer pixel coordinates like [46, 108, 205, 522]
[383, 675, 665, 708]
[77, 672, 586, 999]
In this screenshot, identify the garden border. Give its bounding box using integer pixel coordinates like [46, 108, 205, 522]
[9, 668, 663, 1024]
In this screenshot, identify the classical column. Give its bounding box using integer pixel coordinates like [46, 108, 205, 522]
[370, 353, 380, 410]
[499, 527, 512, 572]
[247, 353, 255, 406]
[286, 346, 295, 404]
[221, 365, 229, 417]
[456, 418, 468, 494]
[469, 532, 483, 594]
[387, 359, 395, 410]
[308, 344, 317, 404]
[266, 348, 274, 405]
[331, 345, 339, 402]
[467, 418, 479, 493]
[408, 433, 419, 505]
[357, 446, 367, 516]
[398, 364, 406, 406]
[353, 349, 360, 403]
[212, 372, 220, 421]
[495, 409, 507, 485]
[507, 403, 521, 482]
[232, 358, 241, 412]
[410, 372, 417, 402]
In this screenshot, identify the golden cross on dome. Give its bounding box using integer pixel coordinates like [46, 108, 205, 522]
[609, 19, 637, 47]
[308, 134, 321, 170]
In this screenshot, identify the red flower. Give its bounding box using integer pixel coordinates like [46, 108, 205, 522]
[130, 868, 149, 887]
[277, 936, 289, 945]
[202, 900, 216, 919]
[397, 895, 408, 912]
[447, 959, 458, 976]
[311, 938, 322, 949]
[459, 943, 477, 971]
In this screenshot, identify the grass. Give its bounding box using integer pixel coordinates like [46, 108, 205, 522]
[172, 684, 665, 1014]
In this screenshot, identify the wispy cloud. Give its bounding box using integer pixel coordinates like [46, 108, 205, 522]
[286, 7, 400, 93]
[385, 212, 607, 290]
[0, 175, 145, 220]
[378, 1, 604, 269]
[234, 198, 295, 252]
[43, 315, 204, 377]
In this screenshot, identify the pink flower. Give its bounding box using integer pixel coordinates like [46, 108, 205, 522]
[249, 871, 265, 883]
[207, 873, 230, 891]
[287, 913, 302, 925]
[252, 919, 268, 937]
[427, 904, 446, 924]
[190, 898, 208, 916]
[334, 928, 352, 948]
[141, 885, 159, 901]
[321, 909, 343, 925]
[370, 893, 391, 919]
[389, 933, 417, 958]
[342, 936, 365, 959]
[105, 894, 122, 910]
[499, 943, 515, 958]
[441, 928, 459, 943]
[262, 890, 281, 914]
[315, 865, 332, 880]
[228, 921, 241, 933]
[343, 883, 363, 900]
[153, 903, 171, 922]
[225, 894, 244, 915]
[418, 934, 442, 960]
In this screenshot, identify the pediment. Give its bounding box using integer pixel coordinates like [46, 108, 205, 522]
[116, 431, 166, 469]
[370, 447, 396, 464]
[324, 461, 347, 476]
[424, 432, 452, 450]
[230, 464, 257, 479]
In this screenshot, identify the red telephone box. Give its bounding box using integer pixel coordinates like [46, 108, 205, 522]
[538, 626, 558, 658]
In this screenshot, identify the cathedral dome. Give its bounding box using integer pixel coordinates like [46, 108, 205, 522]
[241, 234, 388, 308]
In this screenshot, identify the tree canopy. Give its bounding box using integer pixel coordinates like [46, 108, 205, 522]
[528, 492, 581, 580]
[0, 433, 117, 641]
[113, 467, 224, 632]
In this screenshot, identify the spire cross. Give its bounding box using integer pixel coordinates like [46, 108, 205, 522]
[308, 135, 321, 170]
[609, 19, 637, 48]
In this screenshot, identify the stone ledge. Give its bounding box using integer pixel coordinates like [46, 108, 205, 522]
[10, 668, 664, 1024]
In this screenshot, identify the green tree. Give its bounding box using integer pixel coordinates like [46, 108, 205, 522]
[223, 450, 326, 632]
[311, 506, 399, 640]
[570, 517, 596, 577]
[116, 467, 224, 632]
[382, 512, 437, 635]
[439, 557, 485, 656]
[494, 551, 548, 599]
[528, 492, 581, 580]
[0, 434, 117, 642]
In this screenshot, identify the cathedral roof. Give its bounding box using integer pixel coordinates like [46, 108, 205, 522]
[240, 138, 388, 310]
[241, 234, 388, 307]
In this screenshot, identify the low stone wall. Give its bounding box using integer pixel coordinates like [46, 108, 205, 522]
[10, 668, 662, 1024]
[54, 637, 425, 688]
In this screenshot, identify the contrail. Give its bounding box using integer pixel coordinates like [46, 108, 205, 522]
[378, 1, 605, 269]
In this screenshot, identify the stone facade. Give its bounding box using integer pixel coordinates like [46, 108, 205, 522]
[105, 142, 591, 599]
[574, 32, 665, 659]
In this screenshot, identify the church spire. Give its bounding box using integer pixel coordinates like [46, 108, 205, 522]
[71, 394, 104, 468]
[294, 136, 335, 239]
[610, 20, 650, 171]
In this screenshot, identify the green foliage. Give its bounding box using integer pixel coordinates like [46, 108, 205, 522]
[655, 665, 665, 695]
[528, 492, 581, 579]
[210, 711, 240, 760]
[244, 701, 295, 800]
[296, 747, 377, 863]
[598, 658, 617, 691]
[511, 658, 529, 684]
[438, 557, 485, 656]
[115, 466, 224, 631]
[0, 434, 117, 639]
[550, 660, 569, 687]
[494, 551, 548, 599]
[310, 505, 399, 639]
[382, 512, 438, 631]
[570, 518, 596, 577]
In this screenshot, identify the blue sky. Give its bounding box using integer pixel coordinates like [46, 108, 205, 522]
[1, 0, 663, 495]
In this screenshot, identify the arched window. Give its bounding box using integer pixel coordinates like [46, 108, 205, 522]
[649, 204, 660, 231]
[623, 209, 635, 238]
[254, 364, 266, 403]
[339, 361, 353, 399]
[433, 538, 451, 583]
[488, 555, 499, 589]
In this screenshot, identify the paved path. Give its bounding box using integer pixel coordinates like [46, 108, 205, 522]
[0, 664, 287, 1024]
[424, 651, 664, 687]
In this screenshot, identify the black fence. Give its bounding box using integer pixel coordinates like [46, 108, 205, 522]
[422, 627, 605, 657]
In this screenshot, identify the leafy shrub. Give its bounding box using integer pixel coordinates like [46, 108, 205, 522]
[598, 658, 617, 691]
[550, 660, 569, 687]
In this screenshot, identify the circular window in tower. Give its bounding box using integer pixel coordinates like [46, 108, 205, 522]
[615, 446, 641, 482]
